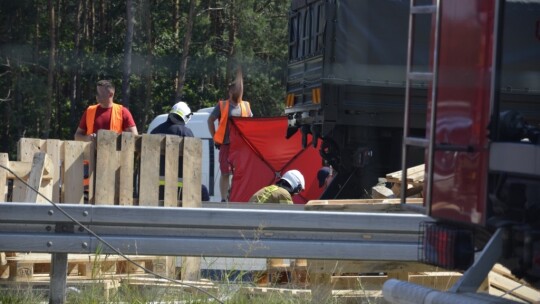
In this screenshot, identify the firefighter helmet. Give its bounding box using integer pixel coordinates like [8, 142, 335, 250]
[170, 101, 193, 123]
[281, 170, 305, 194]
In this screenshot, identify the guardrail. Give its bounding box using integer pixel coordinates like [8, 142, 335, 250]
[0, 203, 429, 260]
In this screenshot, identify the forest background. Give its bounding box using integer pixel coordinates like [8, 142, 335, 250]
[0, 0, 290, 156]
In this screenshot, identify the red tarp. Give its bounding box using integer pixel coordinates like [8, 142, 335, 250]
[228, 116, 324, 203]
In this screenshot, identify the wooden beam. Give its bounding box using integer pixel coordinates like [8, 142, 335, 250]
[64, 141, 85, 204]
[305, 198, 423, 212]
[95, 130, 119, 205]
[119, 132, 135, 206]
[164, 136, 181, 207]
[24, 152, 49, 203]
[139, 134, 162, 206]
[0, 153, 8, 202]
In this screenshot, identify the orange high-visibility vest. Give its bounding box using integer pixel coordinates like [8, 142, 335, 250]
[85, 103, 124, 135]
[213, 99, 251, 145]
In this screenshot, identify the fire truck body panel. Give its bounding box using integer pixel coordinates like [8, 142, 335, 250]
[429, 0, 494, 225]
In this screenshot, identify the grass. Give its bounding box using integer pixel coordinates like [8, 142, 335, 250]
[0, 286, 47, 304]
[0, 226, 389, 303]
[0, 268, 386, 303]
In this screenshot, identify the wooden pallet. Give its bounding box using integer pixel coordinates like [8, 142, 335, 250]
[489, 264, 540, 303]
[384, 164, 425, 198]
[305, 197, 423, 213]
[1, 131, 203, 281]
[121, 277, 216, 293]
[1, 253, 174, 282]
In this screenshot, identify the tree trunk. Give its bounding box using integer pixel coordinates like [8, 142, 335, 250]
[122, 0, 135, 108]
[173, 0, 181, 92]
[175, 0, 196, 99]
[141, 0, 154, 128]
[174, 0, 181, 40]
[225, 0, 237, 83]
[70, 0, 83, 131]
[43, 0, 56, 138]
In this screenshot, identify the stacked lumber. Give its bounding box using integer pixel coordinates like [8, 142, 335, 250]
[489, 264, 540, 303]
[305, 197, 423, 213]
[1, 253, 173, 281]
[372, 164, 425, 199]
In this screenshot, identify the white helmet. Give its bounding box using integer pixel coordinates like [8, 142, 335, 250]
[281, 169, 305, 194]
[170, 101, 192, 123]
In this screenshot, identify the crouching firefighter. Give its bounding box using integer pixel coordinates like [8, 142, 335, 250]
[249, 170, 305, 204]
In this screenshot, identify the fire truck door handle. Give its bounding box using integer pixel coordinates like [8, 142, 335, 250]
[435, 143, 475, 153]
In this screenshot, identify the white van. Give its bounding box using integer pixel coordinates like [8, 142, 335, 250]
[147, 107, 221, 202]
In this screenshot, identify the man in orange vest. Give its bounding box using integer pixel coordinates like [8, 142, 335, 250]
[74, 80, 138, 141]
[207, 69, 253, 202]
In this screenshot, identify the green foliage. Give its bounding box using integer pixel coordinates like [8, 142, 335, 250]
[0, 0, 291, 153]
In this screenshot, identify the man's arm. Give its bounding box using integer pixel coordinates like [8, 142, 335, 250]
[235, 67, 243, 102]
[74, 127, 94, 142]
[125, 125, 138, 135]
[207, 115, 217, 138]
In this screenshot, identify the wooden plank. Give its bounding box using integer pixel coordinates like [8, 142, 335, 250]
[408, 168, 425, 184]
[8, 261, 34, 281]
[118, 132, 135, 206]
[488, 286, 529, 303]
[386, 164, 425, 183]
[181, 137, 202, 206]
[331, 275, 387, 290]
[180, 137, 202, 281]
[64, 141, 86, 204]
[371, 185, 396, 199]
[44, 140, 63, 203]
[95, 130, 119, 205]
[18, 138, 46, 162]
[13, 138, 45, 202]
[4, 161, 53, 180]
[304, 198, 423, 212]
[489, 269, 540, 302]
[24, 152, 48, 203]
[139, 134, 162, 206]
[83, 141, 96, 204]
[0, 153, 8, 202]
[5, 253, 158, 263]
[164, 136, 181, 207]
[391, 182, 424, 197]
[409, 272, 462, 290]
[307, 260, 437, 274]
[34, 141, 56, 204]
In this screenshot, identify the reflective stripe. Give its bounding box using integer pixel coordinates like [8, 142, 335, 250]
[158, 177, 183, 187]
[254, 185, 280, 203]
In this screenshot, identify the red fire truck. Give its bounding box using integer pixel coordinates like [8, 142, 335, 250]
[285, 0, 540, 299]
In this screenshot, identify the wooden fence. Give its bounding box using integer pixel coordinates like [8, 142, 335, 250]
[0, 130, 202, 206]
[0, 130, 202, 281]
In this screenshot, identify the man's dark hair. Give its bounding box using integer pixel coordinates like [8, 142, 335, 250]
[97, 80, 115, 90]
